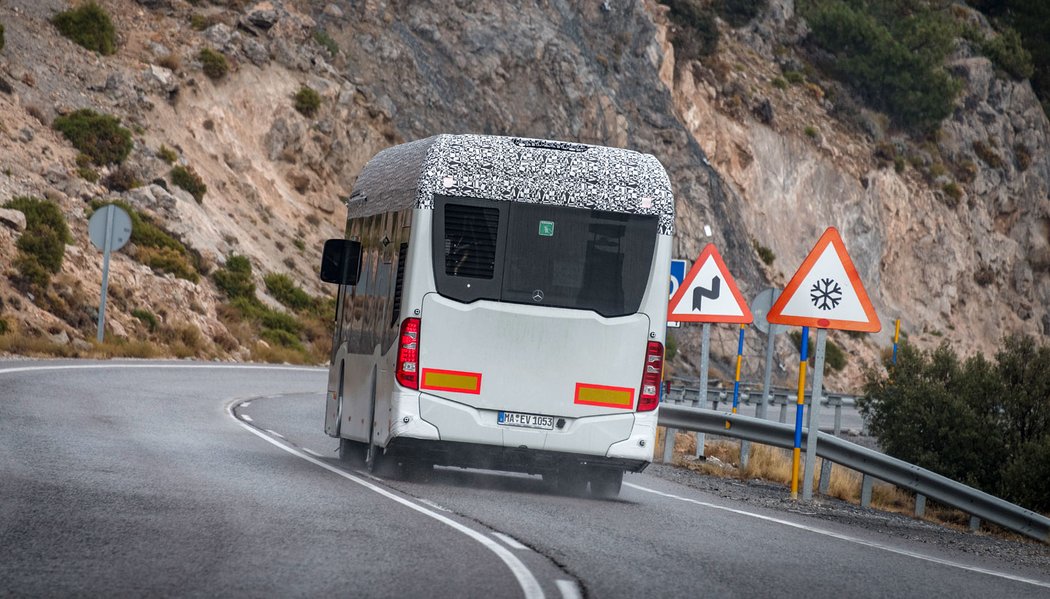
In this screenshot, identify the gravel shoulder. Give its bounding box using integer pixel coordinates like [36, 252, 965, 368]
[644, 461, 1050, 574]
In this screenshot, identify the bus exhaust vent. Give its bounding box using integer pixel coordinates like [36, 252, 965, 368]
[445, 204, 499, 279]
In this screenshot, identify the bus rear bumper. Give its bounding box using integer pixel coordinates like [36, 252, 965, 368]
[384, 436, 649, 474]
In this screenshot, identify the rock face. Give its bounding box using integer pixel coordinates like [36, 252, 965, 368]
[0, 0, 1046, 382]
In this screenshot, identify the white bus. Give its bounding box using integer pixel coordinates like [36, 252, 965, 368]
[319, 134, 674, 497]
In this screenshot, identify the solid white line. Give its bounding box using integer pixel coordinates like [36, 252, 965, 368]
[241, 401, 252, 407]
[264, 429, 284, 439]
[624, 482, 1050, 590]
[555, 579, 582, 599]
[0, 363, 324, 376]
[417, 498, 450, 513]
[302, 448, 323, 458]
[227, 402, 544, 599]
[241, 415, 253, 423]
[493, 532, 529, 550]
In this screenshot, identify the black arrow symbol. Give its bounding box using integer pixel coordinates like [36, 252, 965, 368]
[693, 276, 721, 311]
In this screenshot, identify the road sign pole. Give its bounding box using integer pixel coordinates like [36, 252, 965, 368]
[757, 289, 781, 421]
[695, 322, 711, 459]
[731, 324, 746, 465]
[790, 326, 809, 499]
[802, 327, 828, 501]
[96, 206, 115, 344]
[892, 318, 901, 365]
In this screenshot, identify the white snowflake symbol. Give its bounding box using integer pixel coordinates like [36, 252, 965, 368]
[810, 278, 842, 311]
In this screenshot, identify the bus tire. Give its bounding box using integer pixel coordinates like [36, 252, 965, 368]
[589, 468, 623, 499]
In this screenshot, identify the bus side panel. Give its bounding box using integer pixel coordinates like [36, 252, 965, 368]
[331, 210, 412, 443]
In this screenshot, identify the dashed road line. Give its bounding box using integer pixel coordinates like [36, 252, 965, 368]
[625, 482, 1050, 590]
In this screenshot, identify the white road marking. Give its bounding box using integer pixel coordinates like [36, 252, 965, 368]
[227, 401, 545, 599]
[417, 498, 450, 513]
[264, 429, 284, 439]
[493, 532, 528, 550]
[0, 363, 323, 376]
[555, 579, 582, 599]
[624, 482, 1050, 590]
[241, 415, 253, 422]
[302, 448, 323, 458]
[241, 401, 251, 407]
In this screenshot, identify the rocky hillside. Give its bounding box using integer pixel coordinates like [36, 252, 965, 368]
[0, 0, 1047, 389]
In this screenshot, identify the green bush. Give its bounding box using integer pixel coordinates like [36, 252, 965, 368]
[753, 240, 775, 266]
[261, 327, 304, 350]
[294, 86, 322, 118]
[103, 165, 141, 192]
[52, 2, 116, 56]
[662, 0, 719, 61]
[264, 273, 313, 311]
[214, 255, 256, 299]
[138, 246, 200, 282]
[91, 199, 199, 282]
[716, 0, 767, 27]
[131, 308, 159, 332]
[170, 165, 206, 203]
[800, 0, 960, 132]
[971, 0, 1050, 117]
[980, 28, 1034, 80]
[789, 330, 847, 372]
[861, 335, 1050, 510]
[53, 109, 133, 165]
[157, 145, 178, 164]
[198, 48, 228, 80]
[3, 196, 70, 290]
[313, 29, 339, 56]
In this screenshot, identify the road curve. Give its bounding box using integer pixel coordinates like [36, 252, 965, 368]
[2, 360, 1048, 598]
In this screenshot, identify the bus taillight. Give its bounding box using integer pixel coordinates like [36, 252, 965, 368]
[396, 318, 421, 389]
[637, 341, 664, 412]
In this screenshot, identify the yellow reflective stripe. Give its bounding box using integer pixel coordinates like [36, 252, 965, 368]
[421, 370, 482, 393]
[575, 385, 634, 408]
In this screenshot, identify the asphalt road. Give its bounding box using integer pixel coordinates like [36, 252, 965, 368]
[1, 360, 1048, 598]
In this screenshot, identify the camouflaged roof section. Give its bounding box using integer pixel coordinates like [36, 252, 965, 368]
[346, 136, 439, 219]
[350, 134, 675, 234]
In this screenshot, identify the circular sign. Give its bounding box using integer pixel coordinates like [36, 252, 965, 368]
[751, 288, 785, 336]
[88, 205, 133, 252]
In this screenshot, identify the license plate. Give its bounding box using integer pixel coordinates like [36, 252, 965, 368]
[497, 411, 554, 430]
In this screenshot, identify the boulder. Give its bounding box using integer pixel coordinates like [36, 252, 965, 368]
[246, 2, 279, 30]
[0, 208, 27, 232]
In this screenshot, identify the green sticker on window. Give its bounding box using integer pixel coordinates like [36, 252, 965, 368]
[538, 220, 555, 237]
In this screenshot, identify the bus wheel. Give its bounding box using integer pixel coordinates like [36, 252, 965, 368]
[548, 469, 588, 496]
[589, 468, 623, 499]
[338, 438, 366, 465]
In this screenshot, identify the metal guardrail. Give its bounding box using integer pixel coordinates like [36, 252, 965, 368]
[657, 404, 1050, 543]
[665, 385, 859, 435]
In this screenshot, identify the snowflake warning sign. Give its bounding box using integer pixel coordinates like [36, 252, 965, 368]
[766, 227, 881, 332]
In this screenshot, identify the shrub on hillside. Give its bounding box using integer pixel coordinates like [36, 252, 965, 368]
[860, 336, 1050, 510]
[170, 165, 206, 203]
[103, 165, 141, 192]
[979, 27, 1034, 81]
[53, 109, 133, 165]
[157, 145, 178, 164]
[214, 255, 255, 299]
[661, 0, 719, 61]
[716, 0, 768, 28]
[264, 273, 313, 311]
[3, 196, 70, 291]
[293, 86, 321, 118]
[52, 2, 117, 56]
[800, 0, 960, 132]
[198, 48, 228, 80]
[90, 199, 200, 282]
[313, 29, 339, 56]
[789, 330, 848, 372]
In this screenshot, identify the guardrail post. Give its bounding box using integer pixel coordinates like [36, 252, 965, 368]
[860, 474, 873, 508]
[818, 459, 832, 495]
[695, 323, 711, 460]
[969, 516, 981, 532]
[663, 393, 679, 465]
[833, 399, 842, 436]
[915, 493, 926, 517]
[695, 387, 706, 460]
[778, 394, 788, 423]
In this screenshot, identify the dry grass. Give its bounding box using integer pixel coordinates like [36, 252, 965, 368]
[657, 427, 989, 531]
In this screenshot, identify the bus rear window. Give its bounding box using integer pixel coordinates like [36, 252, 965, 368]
[433, 196, 658, 317]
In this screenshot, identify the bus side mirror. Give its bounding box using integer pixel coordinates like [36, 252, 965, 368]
[319, 239, 362, 285]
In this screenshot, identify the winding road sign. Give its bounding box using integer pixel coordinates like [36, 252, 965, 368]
[668, 244, 752, 323]
[767, 227, 880, 332]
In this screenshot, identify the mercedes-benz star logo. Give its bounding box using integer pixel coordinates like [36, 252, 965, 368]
[532, 289, 544, 302]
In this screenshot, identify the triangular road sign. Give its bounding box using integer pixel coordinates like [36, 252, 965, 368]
[668, 244, 753, 323]
[767, 227, 881, 332]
